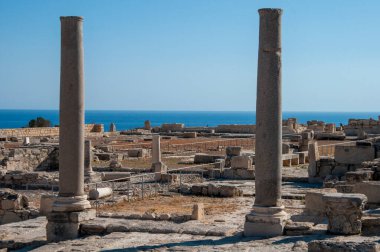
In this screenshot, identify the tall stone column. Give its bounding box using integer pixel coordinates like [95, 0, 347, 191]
[151, 135, 167, 181]
[47, 16, 94, 242]
[244, 8, 288, 237]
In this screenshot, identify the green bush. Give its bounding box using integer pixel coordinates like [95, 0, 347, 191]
[28, 117, 51, 128]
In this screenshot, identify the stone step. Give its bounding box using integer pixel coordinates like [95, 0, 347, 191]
[80, 218, 237, 237]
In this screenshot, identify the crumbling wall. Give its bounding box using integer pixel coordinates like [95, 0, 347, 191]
[0, 189, 39, 224]
[0, 146, 59, 171]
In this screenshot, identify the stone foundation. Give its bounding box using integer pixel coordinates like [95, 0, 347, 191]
[46, 209, 96, 242]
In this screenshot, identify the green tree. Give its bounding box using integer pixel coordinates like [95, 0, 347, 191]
[28, 117, 51, 127]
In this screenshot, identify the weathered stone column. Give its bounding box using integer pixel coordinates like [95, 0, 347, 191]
[244, 8, 288, 237]
[109, 123, 116, 132]
[151, 135, 167, 180]
[84, 139, 101, 183]
[47, 16, 94, 242]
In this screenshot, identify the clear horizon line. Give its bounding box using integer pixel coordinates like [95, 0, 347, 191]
[0, 108, 379, 113]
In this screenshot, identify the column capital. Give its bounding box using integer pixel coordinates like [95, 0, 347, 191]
[60, 16, 83, 22]
[258, 8, 283, 16]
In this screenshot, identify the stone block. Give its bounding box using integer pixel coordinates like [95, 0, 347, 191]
[282, 143, 291, 154]
[46, 221, 80, 242]
[40, 194, 56, 216]
[231, 156, 252, 169]
[182, 132, 197, 138]
[69, 209, 96, 223]
[335, 184, 354, 193]
[323, 193, 367, 235]
[194, 154, 225, 164]
[0, 211, 22, 224]
[354, 181, 380, 204]
[335, 144, 375, 165]
[226, 146, 242, 156]
[346, 170, 374, 183]
[127, 148, 148, 158]
[191, 203, 204, 220]
[362, 216, 380, 236]
[305, 188, 337, 215]
[244, 206, 288, 237]
[284, 221, 313, 236]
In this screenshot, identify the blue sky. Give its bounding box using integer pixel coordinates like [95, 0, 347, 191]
[0, 0, 379, 111]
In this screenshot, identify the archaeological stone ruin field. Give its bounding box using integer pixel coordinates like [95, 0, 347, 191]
[1, 7, 380, 252]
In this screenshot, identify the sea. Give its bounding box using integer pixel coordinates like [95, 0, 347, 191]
[0, 110, 379, 131]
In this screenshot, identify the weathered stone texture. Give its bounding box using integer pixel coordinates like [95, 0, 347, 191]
[323, 193, 367, 235]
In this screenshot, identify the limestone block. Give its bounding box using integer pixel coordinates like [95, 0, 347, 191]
[219, 185, 243, 197]
[335, 144, 375, 165]
[354, 181, 380, 204]
[244, 206, 288, 237]
[142, 212, 156, 220]
[191, 203, 204, 220]
[305, 188, 337, 215]
[323, 193, 367, 235]
[335, 184, 354, 193]
[282, 143, 291, 154]
[0, 211, 22, 224]
[231, 156, 252, 169]
[0, 190, 28, 210]
[226, 146, 242, 156]
[46, 221, 80, 242]
[194, 154, 225, 164]
[40, 194, 56, 216]
[89, 187, 112, 200]
[362, 216, 380, 236]
[69, 209, 96, 222]
[127, 148, 148, 158]
[158, 213, 171, 221]
[182, 132, 197, 138]
[346, 170, 373, 183]
[284, 221, 313, 236]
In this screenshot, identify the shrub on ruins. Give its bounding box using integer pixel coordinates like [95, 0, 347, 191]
[28, 117, 51, 128]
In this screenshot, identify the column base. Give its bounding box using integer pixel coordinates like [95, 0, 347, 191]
[244, 205, 288, 237]
[84, 172, 102, 183]
[52, 195, 91, 212]
[152, 162, 167, 181]
[46, 209, 96, 242]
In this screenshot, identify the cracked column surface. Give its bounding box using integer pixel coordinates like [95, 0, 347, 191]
[244, 8, 288, 237]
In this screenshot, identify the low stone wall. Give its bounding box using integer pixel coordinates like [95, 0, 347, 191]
[0, 124, 104, 138]
[187, 183, 243, 197]
[0, 171, 59, 189]
[215, 125, 255, 134]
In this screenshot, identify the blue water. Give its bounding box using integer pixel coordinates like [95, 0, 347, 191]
[0, 110, 379, 131]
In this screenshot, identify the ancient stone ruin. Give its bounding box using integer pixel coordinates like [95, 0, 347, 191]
[2, 8, 380, 252]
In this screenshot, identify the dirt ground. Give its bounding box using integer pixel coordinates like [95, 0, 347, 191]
[98, 195, 239, 216]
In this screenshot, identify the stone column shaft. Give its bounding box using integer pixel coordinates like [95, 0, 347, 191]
[254, 8, 282, 207]
[84, 140, 93, 174]
[244, 8, 287, 237]
[59, 16, 85, 198]
[152, 135, 161, 164]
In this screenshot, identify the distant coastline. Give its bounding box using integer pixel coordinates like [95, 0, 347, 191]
[0, 110, 379, 130]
